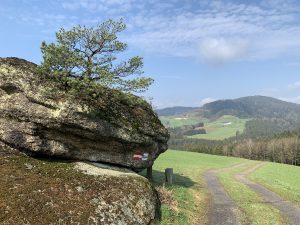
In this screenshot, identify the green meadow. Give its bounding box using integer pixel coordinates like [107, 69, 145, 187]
[188, 115, 249, 140]
[145, 150, 300, 225]
[142, 150, 244, 225]
[160, 114, 249, 140]
[250, 163, 300, 206]
[218, 162, 289, 225]
[159, 116, 206, 128]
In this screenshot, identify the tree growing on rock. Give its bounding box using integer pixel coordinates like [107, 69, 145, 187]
[39, 19, 153, 93]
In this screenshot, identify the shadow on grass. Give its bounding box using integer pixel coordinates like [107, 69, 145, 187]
[140, 169, 195, 188]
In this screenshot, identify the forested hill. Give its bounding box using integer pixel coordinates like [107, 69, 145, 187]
[159, 96, 300, 138]
[155, 106, 199, 116]
[197, 96, 300, 119]
[159, 96, 300, 120]
[164, 96, 300, 165]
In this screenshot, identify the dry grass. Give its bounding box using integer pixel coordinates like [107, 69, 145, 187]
[156, 185, 178, 212]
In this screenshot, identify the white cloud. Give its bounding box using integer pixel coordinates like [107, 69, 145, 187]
[199, 38, 249, 65]
[200, 97, 216, 106]
[123, 0, 300, 63]
[288, 81, 300, 89]
[5, 0, 300, 64]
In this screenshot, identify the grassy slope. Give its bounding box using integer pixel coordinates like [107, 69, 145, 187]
[249, 163, 300, 206]
[188, 115, 249, 140]
[159, 116, 207, 128]
[218, 161, 289, 225]
[142, 150, 244, 225]
[148, 150, 300, 225]
[160, 115, 249, 140]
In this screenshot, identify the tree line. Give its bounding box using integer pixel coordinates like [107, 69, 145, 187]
[169, 129, 300, 166]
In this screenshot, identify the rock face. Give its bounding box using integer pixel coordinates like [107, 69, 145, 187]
[0, 57, 169, 171]
[0, 153, 160, 224]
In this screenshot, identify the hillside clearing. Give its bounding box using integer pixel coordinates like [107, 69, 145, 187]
[160, 115, 249, 140]
[188, 115, 249, 140]
[159, 116, 206, 128]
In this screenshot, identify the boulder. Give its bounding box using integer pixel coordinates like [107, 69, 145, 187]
[0, 153, 160, 224]
[0, 57, 169, 171]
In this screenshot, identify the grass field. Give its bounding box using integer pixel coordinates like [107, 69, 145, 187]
[159, 116, 206, 128]
[218, 162, 289, 225]
[160, 115, 249, 140]
[250, 163, 300, 206]
[144, 150, 300, 225]
[188, 115, 249, 140]
[142, 150, 245, 225]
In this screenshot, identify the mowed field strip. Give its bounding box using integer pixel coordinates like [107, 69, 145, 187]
[146, 150, 300, 225]
[160, 115, 249, 140]
[189, 115, 249, 140]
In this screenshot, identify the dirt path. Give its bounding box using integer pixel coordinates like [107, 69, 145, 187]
[204, 163, 246, 225]
[235, 162, 300, 225]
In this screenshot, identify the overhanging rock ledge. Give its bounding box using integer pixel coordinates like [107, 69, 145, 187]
[0, 57, 169, 171]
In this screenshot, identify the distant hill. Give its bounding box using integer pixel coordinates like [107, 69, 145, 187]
[159, 96, 300, 139]
[158, 96, 300, 120]
[155, 106, 199, 116]
[196, 96, 300, 120]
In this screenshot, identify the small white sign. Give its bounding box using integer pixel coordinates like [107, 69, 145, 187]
[142, 153, 149, 161]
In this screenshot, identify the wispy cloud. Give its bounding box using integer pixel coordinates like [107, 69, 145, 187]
[288, 81, 300, 89]
[198, 38, 249, 65]
[124, 0, 300, 64]
[4, 0, 300, 64]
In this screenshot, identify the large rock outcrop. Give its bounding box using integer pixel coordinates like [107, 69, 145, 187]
[0, 153, 160, 224]
[0, 57, 169, 171]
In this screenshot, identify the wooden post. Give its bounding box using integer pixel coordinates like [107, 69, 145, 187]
[147, 166, 153, 180]
[165, 168, 173, 185]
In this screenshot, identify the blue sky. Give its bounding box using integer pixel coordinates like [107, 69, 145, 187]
[1, 0, 300, 108]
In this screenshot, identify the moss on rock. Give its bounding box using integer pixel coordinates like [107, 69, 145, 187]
[0, 151, 160, 224]
[0, 57, 169, 170]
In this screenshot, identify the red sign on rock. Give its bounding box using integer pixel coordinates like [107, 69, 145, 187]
[133, 152, 149, 161]
[133, 152, 142, 160]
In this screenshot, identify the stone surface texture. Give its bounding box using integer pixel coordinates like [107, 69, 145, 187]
[0, 153, 161, 225]
[0, 57, 169, 171]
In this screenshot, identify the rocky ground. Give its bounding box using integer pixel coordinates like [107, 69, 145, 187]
[0, 148, 160, 225]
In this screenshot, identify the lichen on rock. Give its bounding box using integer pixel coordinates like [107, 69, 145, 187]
[0, 154, 161, 225]
[0, 57, 167, 224]
[0, 57, 169, 171]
